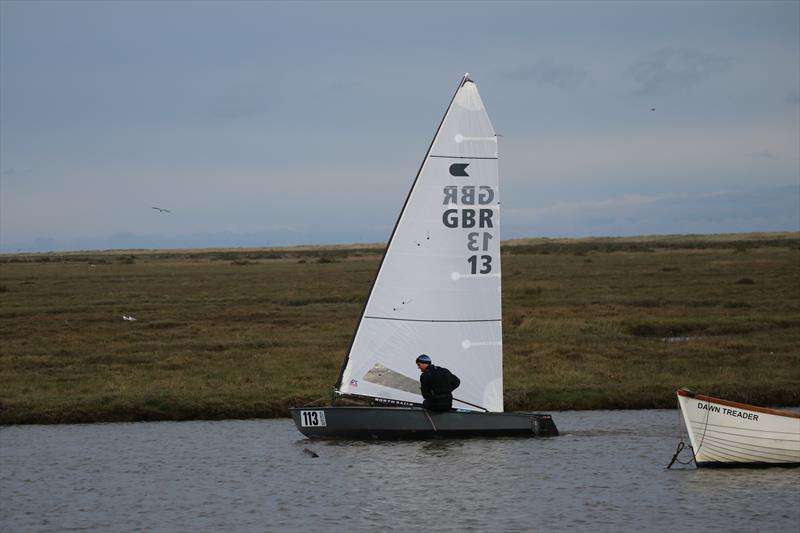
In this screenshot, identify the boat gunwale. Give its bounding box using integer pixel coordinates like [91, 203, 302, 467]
[289, 405, 554, 419]
[677, 388, 800, 419]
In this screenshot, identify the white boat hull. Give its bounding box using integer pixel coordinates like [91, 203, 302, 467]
[677, 389, 800, 467]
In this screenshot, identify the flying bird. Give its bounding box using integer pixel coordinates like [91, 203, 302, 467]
[151, 206, 171, 213]
[122, 314, 137, 321]
[650, 107, 656, 112]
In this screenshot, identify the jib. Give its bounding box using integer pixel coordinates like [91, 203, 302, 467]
[442, 209, 494, 229]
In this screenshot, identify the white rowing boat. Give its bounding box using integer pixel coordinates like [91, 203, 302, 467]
[676, 388, 800, 467]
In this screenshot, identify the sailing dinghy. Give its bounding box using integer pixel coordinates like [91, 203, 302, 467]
[677, 388, 800, 467]
[289, 75, 557, 439]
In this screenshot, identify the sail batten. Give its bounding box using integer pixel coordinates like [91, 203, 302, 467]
[337, 77, 504, 413]
[364, 316, 501, 323]
[429, 155, 498, 160]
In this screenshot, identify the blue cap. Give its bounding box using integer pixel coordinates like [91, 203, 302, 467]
[416, 354, 432, 365]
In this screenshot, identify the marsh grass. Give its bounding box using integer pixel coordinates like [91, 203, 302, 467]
[1, 233, 798, 423]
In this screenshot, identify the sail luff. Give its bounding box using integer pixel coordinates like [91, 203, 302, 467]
[334, 75, 472, 392]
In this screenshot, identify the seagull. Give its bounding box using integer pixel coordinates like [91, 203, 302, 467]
[122, 314, 137, 321]
[151, 206, 171, 213]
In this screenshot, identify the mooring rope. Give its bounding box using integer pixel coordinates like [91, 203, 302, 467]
[667, 399, 699, 469]
[667, 440, 696, 468]
[695, 397, 711, 455]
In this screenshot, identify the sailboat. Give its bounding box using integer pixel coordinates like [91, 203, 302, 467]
[289, 74, 558, 439]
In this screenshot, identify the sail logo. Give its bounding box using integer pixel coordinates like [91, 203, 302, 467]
[442, 184, 497, 275]
[442, 185, 493, 205]
[449, 163, 470, 176]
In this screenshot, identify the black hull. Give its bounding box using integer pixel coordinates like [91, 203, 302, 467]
[289, 406, 558, 439]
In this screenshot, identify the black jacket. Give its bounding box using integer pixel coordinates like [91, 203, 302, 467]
[419, 364, 461, 411]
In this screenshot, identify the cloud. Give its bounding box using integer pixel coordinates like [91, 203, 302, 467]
[4, 185, 797, 253]
[504, 186, 799, 238]
[508, 194, 659, 218]
[0, 167, 27, 178]
[747, 151, 780, 161]
[497, 61, 587, 89]
[624, 48, 732, 96]
[210, 84, 268, 120]
[211, 102, 262, 121]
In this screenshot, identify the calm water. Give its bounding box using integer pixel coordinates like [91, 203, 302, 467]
[2, 410, 798, 532]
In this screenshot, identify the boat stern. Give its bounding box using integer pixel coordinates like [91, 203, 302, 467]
[533, 413, 559, 437]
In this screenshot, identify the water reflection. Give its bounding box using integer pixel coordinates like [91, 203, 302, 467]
[2, 411, 798, 532]
[418, 438, 466, 456]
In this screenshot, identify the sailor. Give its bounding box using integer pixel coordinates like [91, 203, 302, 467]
[415, 354, 461, 411]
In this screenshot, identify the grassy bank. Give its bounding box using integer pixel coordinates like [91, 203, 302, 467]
[1, 233, 798, 424]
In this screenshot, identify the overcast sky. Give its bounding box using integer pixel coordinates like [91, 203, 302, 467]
[1, 0, 798, 252]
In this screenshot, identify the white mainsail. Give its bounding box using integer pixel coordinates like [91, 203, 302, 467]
[337, 76, 503, 412]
